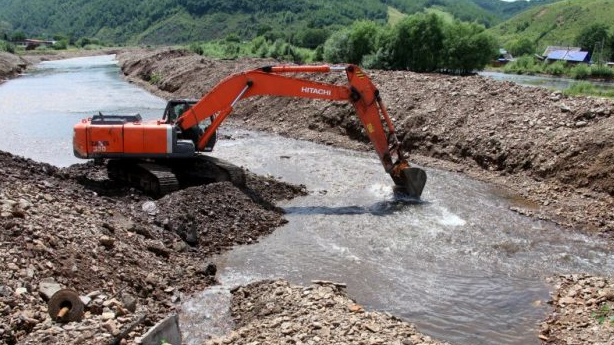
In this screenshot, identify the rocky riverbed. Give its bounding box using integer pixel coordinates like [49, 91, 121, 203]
[204, 280, 451, 345]
[0, 151, 304, 344]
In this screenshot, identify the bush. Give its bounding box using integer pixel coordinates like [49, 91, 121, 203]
[570, 64, 590, 79]
[503, 55, 543, 75]
[443, 20, 497, 74]
[323, 29, 351, 63]
[0, 40, 15, 53]
[544, 61, 567, 76]
[590, 64, 614, 79]
[52, 39, 68, 50]
[507, 37, 536, 57]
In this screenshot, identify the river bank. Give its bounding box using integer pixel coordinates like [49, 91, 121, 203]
[118, 48, 613, 239]
[0, 151, 305, 344]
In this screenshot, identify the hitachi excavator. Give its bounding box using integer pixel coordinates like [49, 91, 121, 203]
[73, 64, 427, 198]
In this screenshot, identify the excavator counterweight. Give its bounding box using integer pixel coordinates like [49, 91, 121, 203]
[73, 64, 426, 198]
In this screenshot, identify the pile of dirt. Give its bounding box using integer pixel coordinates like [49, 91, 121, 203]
[118, 48, 614, 236]
[203, 280, 450, 345]
[540, 275, 614, 344]
[0, 52, 27, 80]
[153, 182, 286, 251]
[0, 151, 304, 344]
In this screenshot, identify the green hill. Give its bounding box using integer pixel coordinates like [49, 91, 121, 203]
[490, 0, 614, 52]
[0, 0, 565, 45]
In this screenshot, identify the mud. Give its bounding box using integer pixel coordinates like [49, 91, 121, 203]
[203, 280, 451, 345]
[0, 150, 304, 344]
[118, 48, 614, 238]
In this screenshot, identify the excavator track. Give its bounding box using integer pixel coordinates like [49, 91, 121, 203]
[106, 156, 245, 197]
[138, 163, 180, 196]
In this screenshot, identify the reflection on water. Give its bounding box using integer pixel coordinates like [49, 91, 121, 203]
[479, 71, 614, 93]
[0, 55, 165, 167]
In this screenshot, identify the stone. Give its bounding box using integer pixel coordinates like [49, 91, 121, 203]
[140, 314, 181, 345]
[99, 236, 115, 249]
[39, 281, 62, 300]
[101, 312, 116, 320]
[142, 201, 158, 215]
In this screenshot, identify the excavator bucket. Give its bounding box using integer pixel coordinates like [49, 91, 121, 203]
[391, 167, 427, 199]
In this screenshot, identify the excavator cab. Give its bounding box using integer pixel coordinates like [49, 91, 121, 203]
[163, 99, 217, 152]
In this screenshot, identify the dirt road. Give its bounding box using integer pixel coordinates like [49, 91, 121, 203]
[118, 48, 613, 239]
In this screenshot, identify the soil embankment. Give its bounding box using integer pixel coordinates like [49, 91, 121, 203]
[0, 52, 27, 80]
[0, 151, 304, 344]
[118, 48, 613, 239]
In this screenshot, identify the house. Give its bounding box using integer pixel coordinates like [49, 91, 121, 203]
[492, 48, 513, 66]
[546, 50, 590, 64]
[542, 46, 581, 57]
[22, 39, 55, 50]
[608, 62, 614, 68]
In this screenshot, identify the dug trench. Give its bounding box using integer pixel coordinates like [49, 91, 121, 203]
[0, 150, 307, 344]
[115, 48, 614, 344]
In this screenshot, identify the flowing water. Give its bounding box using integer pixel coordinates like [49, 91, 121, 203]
[0, 55, 165, 166]
[1, 56, 613, 345]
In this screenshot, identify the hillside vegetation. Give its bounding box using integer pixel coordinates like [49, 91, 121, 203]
[0, 0, 562, 45]
[491, 0, 614, 53]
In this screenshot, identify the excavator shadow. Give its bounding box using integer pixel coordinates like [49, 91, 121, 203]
[284, 197, 428, 217]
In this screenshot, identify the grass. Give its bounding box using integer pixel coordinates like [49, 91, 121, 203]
[564, 81, 614, 99]
[502, 56, 614, 80]
[490, 0, 614, 52]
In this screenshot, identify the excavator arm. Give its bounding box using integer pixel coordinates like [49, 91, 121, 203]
[175, 64, 427, 198]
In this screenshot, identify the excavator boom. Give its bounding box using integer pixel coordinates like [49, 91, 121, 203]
[73, 64, 427, 198]
[175, 64, 426, 197]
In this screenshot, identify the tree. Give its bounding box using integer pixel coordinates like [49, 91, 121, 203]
[346, 21, 380, 65]
[444, 21, 497, 74]
[383, 13, 446, 72]
[323, 29, 351, 63]
[11, 31, 26, 42]
[296, 28, 329, 49]
[507, 37, 535, 57]
[576, 23, 609, 60]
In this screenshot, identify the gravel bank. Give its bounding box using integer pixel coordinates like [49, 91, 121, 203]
[118, 48, 613, 239]
[204, 280, 451, 345]
[540, 275, 614, 345]
[0, 151, 304, 344]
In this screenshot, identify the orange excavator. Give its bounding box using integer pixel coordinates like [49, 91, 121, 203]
[73, 64, 427, 198]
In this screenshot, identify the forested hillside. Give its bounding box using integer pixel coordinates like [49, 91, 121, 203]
[0, 0, 563, 45]
[491, 0, 614, 52]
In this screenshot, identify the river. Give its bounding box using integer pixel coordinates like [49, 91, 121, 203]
[1, 55, 612, 345]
